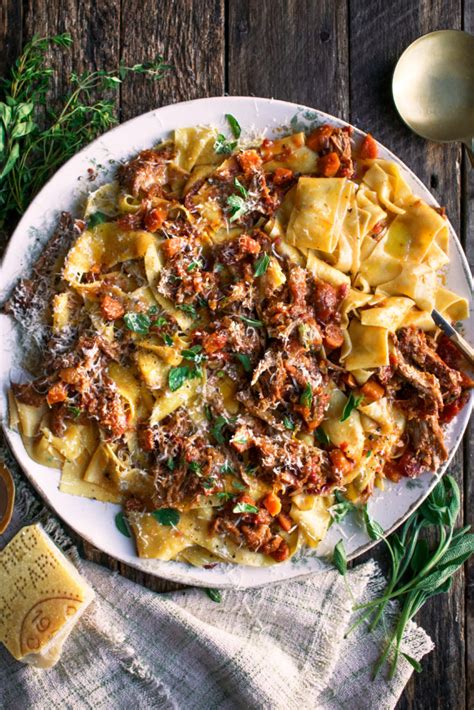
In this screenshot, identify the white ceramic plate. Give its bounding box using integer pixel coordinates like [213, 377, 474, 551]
[0, 97, 472, 589]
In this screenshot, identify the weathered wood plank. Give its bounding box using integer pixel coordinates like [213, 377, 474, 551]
[0, 0, 22, 76]
[228, 0, 350, 120]
[120, 0, 225, 121]
[350, 2, 465, 709]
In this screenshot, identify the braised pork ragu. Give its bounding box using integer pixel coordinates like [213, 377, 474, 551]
[6, 121, 472, 564]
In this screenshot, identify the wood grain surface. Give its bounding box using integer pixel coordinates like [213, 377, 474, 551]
[0, 1, 472, 707]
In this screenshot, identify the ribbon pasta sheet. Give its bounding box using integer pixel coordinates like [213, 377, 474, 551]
[6, 121, 471, 568]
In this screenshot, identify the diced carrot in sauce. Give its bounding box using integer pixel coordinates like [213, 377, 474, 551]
[318, 152, 341, 177]
[329, 449, 353, 478]
[202, 331, 227, 355]
[144, 206, 167, 232]
[277, 513, 293, 532]
[238, 150, 262, 174]
[306, 125, 333, 152]
[100, 295, 125, 321]
[359, 134, 378, 160]
[263, 492, 282, 517]
[161, 237, 185, 259]
[46, 382, 68, 406]
[360, 379, 385, 402]
[59, 367, 82, 385]
[273, 167, 293, 185]
[323, 324, 344, 351]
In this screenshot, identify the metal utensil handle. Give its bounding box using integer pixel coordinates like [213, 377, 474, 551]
[431, 308, 474, 367]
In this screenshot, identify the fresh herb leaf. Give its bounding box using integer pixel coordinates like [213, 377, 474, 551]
[189, 461, 202, 474]
[401, 653, 422, 673]
[153, 316, 168, 328]
[88, 211, 108, 228]
[152, 508, 180, 526]
[67, 405, 81, 419]
[115, 511, 131, 538]
[124, 312, 150, 334]
[333, 539, 347, 576]
[204, 405, 213, 421]
[166, 458, 175, 471]
[253, 252, 270, 277]
[162, 333, 173, 346]
[187, 259, 202, 272]
[227, 193, 250, 222]
[148, 305, 159, 315]
[206, 588, 222, 603]
[329, 491, 357, 525]
[182, 345, 206, 364]
[210, 415, 229, 444]
[214, 133, 237, 155]
[315, 427, 331, 446]
[299, 383, 313, 409]
[225, 113, 241, 138]
[363, 508, 385, 541]
[201, 478, 216, 490]
[283, 415, 295, 431]
[233, 502, 259, 514]
[234, 177, 248, 198]
[238, 315, 263, 327]
[216, 491, 236, 501]
[234, 352, 252, 372]
[177, 303, 197, 318]
[232, 481, 247, 491]
[168, 365, 201, 392]
[340, 392, 363, 422]
[220, 462, 234, 474]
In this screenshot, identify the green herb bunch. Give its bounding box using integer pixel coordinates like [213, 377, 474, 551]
[334, 475, 473, 678]
[0, 33, 171, 230]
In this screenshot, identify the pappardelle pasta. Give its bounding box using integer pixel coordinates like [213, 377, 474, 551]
[5, 118, 472, 567]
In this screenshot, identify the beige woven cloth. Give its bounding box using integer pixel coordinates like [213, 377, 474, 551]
[0, 463, 434, 710]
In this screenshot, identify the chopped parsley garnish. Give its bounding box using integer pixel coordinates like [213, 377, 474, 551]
[214, 133, 237, 155]
[315, 427, 331, 446]
[299, 383, 313, 409]
[187, 259, 202, 272]
[88, 211, 108, 228]
[181, 345, 206, 364]
[115, 511, 131, 538]
[234, 177, 248, 198]
[123, 312, 151, 334]
[233, 502, 258, 515]
[366, 450, 373, 458]
[168, 365, 201, 392]
[162, 333, 173, 346]
[177, 303, 197, 318]
[166, 458, 175, 471]
[225, 113, 241, 138]
[340, 392, 363, 422]
[189, 461, 202, 474]
[238, 315, 263, 327]
[283, 415, 295, 431]
[329, 491, 356, 525]
[216, 491, 236, 501]
[210, 415, 229, 444]
[152, 508, 180, 526]
[68, 405, 81, 419]
[205, 588, 222, 603]
[227, 193, 250, 222]
[253, 252, 270, 277]
[234, 352, 252, 372]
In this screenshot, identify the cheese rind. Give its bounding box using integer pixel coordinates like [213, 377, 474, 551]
[0, 524, 94, 667]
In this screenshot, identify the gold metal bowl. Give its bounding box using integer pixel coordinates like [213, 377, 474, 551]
[393, 30, 474, 163]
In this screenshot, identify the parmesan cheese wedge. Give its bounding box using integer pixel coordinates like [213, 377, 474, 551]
[0, 524, 94, 668]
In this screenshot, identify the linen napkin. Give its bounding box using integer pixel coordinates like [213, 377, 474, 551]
[0, 453, 434, 710]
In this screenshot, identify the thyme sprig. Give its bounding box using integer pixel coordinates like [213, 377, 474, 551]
[0, 33, 171, 229]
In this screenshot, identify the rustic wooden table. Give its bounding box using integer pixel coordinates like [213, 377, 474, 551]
[1, 1, 472, 708]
